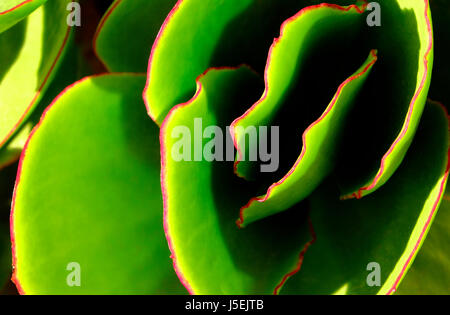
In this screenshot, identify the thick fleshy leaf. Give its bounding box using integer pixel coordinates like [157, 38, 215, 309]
[338, 0, 434, 198]
[397, 172, 450, 294]
[0, 0, 47, 33]
[231, 3, 373, 226]
[94, 0, 177, 72]
[0, 0, 73, 150]
[144, 0, 358, 124]
[162, 67, 315, 294]
[280, 101, 449, 295]
[11, 73, 185, 294]
[0, 30, 98, 171]
[237, 51, 377, 227]
[232, 3, 368, 179]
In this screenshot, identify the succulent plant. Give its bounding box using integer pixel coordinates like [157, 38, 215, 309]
[0, 0, 449, 295]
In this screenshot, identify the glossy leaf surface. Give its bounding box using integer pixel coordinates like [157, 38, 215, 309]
[12, 74, 185, 294]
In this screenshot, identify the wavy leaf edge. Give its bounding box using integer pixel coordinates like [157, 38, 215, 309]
[341, 0, 434, 200]
[235, 50, 378, 228]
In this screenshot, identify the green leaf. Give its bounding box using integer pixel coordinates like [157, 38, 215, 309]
[396, 189, 450, 294]
[397, 102, 450, 294]
[161, 66, 314, 294]
[0, 28, 95, 171]
[0, 0, 73, 150]
[0, 0, 47, 33]
[280, 101, 449, 295]
[232, 3, 373, 226]
[144, 0, 357, 124]
[94, 0, 177, 72]
[11, 73, 185, 294]
[338, 0, 434, 199]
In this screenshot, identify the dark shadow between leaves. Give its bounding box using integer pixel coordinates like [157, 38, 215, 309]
[0, 162, 18, 294]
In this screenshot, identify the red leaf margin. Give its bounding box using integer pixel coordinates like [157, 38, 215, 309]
[235, 50, 378, 228]
[0, 23, 73, 149]
[385, 100, 450, 295]
[341, 0, 434, 200]
[0, 0, 34, 15]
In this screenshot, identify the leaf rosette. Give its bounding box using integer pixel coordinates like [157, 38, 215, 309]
[4, 0, 450, 295]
